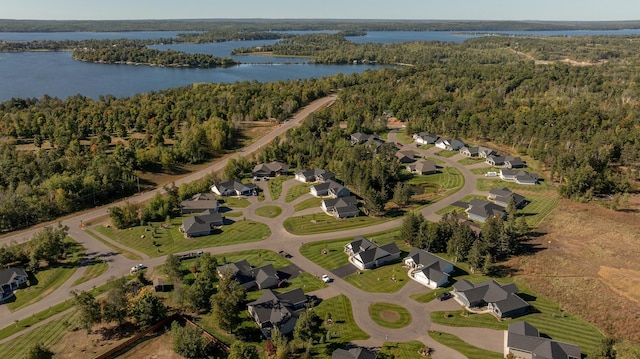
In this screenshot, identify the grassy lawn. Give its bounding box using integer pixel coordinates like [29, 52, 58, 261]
[409, 287, 451, 304]
[418, 144, 435, 151]
[471, 167, 492, 175]
[520, 195, 559, 227]
[293, 197, 323, 211]
[429, 284, 604, 355]
[216, 196, 251, 208]
[314, 295, 370, 343]
[369, 302, 412, 329]
[475, 177, 551, 192]
[428, 331, 503, 359]
[344, 262, 410, 293]
[71, 259, 108, 286]
[281, 272, 327, 293]
[378, 341, 430, 359]
[285, 183, 312, 202]
[394, 130, 414, 144]
[424, 156, 445, 165]
[434, 150, 458, 158]
[458, 157, 487, 165]
[283, 212, 388, 235]
[0, 310, 80, 359]
[267, 175, 292, 200]
[300, 229, 402, 270]
[407, 167, 465, 205]
[84, 229, 143, 260]
[95, 217, 270, 258]
[254, 205, 282, 218]
[223, 211, 244, 218]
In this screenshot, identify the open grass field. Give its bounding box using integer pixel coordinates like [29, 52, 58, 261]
[406, 167, 465, 204]
[285, 183, 312, 202]
[254, 205, 282, 218]
[84, 229, 143, 260]
[428, 331, 503, 359]
[300, 229, 402, 270]
[344, 262, 410, 293]
[313, 295, 370, 343]
[458, 157, 487, 165]
[434, 150, 458, 158]
[223, 211, 244, 218]
[96, 217, 270, 257]
[519, 195, 559, 227]
[283, 212, 388, 235]
[368, 302, 412, 329]
[470, 167, 492, 175]
[71, 259, 108, 286]
[409, 287, 451, 304]
[294, 197, 323, 212]
[475, 177, 551, 192]
[378, 341, 430, 359]
[267, 175, 292, 200]
[216, 196, 251, 208]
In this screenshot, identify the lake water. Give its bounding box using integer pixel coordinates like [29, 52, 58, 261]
[2, 29, 639, 101]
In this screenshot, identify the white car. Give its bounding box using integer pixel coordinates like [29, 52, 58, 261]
[485, 171, 497, 177]
[131, 263, 147, 273]
[321, 274, 332, 283]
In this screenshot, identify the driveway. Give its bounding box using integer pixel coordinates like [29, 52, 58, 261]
[331, 263, 359, 278]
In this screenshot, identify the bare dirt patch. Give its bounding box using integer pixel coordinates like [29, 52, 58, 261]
[379, 310, 401, 323]
[115, 331, 183, 359]
[510, 199, 640, 343]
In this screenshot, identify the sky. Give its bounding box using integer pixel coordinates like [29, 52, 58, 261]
[3, 0, 640, 22]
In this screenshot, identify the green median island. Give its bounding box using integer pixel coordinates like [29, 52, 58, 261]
[369, 302, 412, 329]
[254, 205, 282, 218]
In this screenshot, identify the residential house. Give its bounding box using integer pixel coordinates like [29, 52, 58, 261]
[321, 196, 360, 219]
[435, 138, 465, 151]
[350, 132, 378, 146]
[460, 146, 479, 157]
[407, 160, 438, 175]
[294, 168, 336, 183]
[486, 155, 505, 166]
[179, 193, 219, 214]
[466, 199, 506, 223]
[505, 322, 581, 359]
[180, 209, 224, 238]
[153, 278, 168, 292]
[404, 248, 454, 289]
[395, 150, 416, 163]
[211, 180, 257, 196]
[453, 279, 530, 318]
[332, 347, 377, 359]
[247, 288, 307, 338]
[488, 188, 527, 208]
[252, 161, 289, 178]
[499, 169, 539, 185]
[412, 132, 438, 145]
[504, 156, 526, 169]
[0, 267, 28, 301]
[310, 180, 350, 198]
[478, 147, 497, 158]
[344, 236, 401, 270]
[217, 260, 280, 290]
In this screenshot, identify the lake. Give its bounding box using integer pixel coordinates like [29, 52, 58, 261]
[2, 29, 639, 102]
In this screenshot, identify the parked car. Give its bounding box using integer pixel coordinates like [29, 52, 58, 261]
[321, 274, 332, 283]
[485, 171, 497, 177]
[437, 292, 453, 301]
[131, 263, 147, 273]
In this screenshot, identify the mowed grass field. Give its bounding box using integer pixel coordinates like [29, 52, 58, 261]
[406, 167, 465, 204]
[95, 216, 270, 257]
[283, 212, 388, 235]
[378, 341, 431, 359]
[71, 259, 108, 286]
[428, 331, 503, 359]
[284, 183, 312, 202]
[344, 262, 410, 293]
[293, 197, 323, 212]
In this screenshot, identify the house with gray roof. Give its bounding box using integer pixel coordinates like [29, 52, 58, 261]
[499, 169, 539, 185]
[344, 236, 401, 270]
[350, 132, 378, 146]
[217, 260, 280, 290]
[435, 138, 465, 151]
[466, 199, 506, 223]
[252, 161, 289, 178]
[395, 150, 416, 163]
[247, 288, 307, 338]
[488, 188, 527, 208]
[406, 160, 438, 175]
[311, 180, 350, 198]
[505, 321, 581, 359]
[180, 209, 224, 238]
[404, 248, 454, 288]
[412, 132, 438, 145]
[478, 147, 497, 158]
[0, 267, 28, 301]
[322, 196, 359, 219]
[295, 168, 336, 183]
[486, 154, 506, 166]
[332, 347, 377, 359]
[504, 156, 526, 169]
[460, 146, 479, 157]
[453, 279, 530, 318]
[211, 179, 257, 196]
[179, 193, 219, 214]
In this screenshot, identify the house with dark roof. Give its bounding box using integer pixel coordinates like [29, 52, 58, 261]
[466, 199, 506, 223]
[179, 193, 219, 214]
[486, 154, 506, 166]
[0, 267, 28, 301]
[435, 138, 465, 151]
[322, 196, 359, 219]
[460, 146, 479, 157]
[453, 279, 530, 318]
[211, 180, 257, 196]
[180, 209, 224, 238]
[499, 169, 539, 185]
[294, 168, 336, 183]
[478, 147, 497, 158]
[488, 188, 527, 208]
[404, 248, 454, 289]
[350, 132, 378, 146]
[412, 132, 438, 145]
[505, 322, 581, 359]
[344, 236, 401, 270]
[247, 288, 307, 338]
[504, 156, 526, 169]
[395, 150, 416, 163]
[311, 180, 350, 198]
[252, 161, 289, 178]
[406, 160, 438, 175]
[217, 260, 280, 290]
[332, 347, 377, 359]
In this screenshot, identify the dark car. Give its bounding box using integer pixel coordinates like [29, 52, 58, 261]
[437, 292, 452, 301]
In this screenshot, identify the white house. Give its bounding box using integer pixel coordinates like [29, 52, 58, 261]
[404, 248, 454, 289]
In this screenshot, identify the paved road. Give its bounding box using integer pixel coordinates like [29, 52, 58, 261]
[0, 101, 506, 358]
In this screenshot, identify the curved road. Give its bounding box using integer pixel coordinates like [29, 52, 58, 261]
[0, 99, 504, 358]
